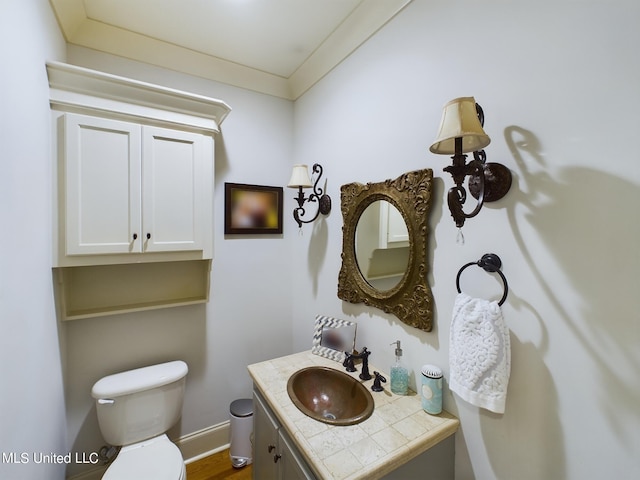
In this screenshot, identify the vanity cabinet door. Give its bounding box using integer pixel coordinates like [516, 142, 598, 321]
[64, 113, 141, 255]
[278, 429, 316, 480]
[253, 392, 279, 480]
[254, 391, 317, 480]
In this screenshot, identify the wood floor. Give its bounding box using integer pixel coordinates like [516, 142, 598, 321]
[186, 449, 252, 480]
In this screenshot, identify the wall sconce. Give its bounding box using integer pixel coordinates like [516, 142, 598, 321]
[287, 163, 332, 228]
[429, 97, 512, 229]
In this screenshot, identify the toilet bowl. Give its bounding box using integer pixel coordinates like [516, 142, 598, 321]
[91, 361, 188, 480]
[101, 435, 185, 480]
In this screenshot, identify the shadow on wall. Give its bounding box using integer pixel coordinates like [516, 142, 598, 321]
[308, 216, 329, 297]
[426, 175, 444, 334]
[482, 126, 640, 476]
[213, 127, 230, 189]
[481, 335, 565, 478]
[505, 125, 639, 419]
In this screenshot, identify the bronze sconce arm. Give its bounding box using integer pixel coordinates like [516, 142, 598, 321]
[288, 163, 332, 228]
[431, 98, 511, 229]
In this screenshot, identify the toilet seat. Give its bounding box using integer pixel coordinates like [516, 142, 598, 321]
[102, 435, 185, 480]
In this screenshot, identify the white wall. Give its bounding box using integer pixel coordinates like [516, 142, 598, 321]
[0, 1, 67, 479]
[292, 1, 640, 479]
[61, 47, 297, 477]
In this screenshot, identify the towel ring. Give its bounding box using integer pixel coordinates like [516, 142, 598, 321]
[456, 253, 508, 306]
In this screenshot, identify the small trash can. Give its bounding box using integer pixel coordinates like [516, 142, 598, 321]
[229, 398, 253, 468]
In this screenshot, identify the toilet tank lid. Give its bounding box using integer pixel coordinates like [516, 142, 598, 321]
[91, 361, 188, 399]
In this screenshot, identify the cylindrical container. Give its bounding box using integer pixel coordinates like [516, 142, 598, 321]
[421, 365, 443, 415]
[229, 398, 253, 468]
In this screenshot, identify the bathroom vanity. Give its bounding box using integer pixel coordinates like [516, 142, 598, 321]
[248, 351, 459, 480]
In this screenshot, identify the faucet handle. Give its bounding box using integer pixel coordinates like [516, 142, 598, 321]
[371, 371, 387, 392]
[343, 352, 356, 372]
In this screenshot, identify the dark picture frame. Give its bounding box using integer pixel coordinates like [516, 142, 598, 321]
[224, 183, 283, 234]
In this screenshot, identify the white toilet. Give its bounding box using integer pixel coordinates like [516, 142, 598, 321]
[91, 360, 189, 480]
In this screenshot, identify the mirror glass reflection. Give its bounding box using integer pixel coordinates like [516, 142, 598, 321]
[320, 324, 357, 353]
[355, 200, 410, 291]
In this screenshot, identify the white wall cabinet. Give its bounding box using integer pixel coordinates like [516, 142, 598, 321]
[64, 113, 206, 256]
[47, 62, 230, 319]
[49, 61, 230, 268]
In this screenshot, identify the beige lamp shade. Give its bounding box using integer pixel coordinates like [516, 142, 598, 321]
[429, 97, 491, 155]
[287, 164, 313, 188]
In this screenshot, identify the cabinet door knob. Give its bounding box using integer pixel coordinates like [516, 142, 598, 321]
[146, 233, 151, 240]
[132, 233, 138, 240]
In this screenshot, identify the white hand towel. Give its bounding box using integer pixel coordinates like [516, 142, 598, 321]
[449, 293, 511, 414]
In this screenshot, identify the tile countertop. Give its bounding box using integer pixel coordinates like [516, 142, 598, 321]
[247, 351, 459, 480]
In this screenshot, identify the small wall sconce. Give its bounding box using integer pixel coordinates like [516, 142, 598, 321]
[430, 97, 512, 229]
[287, 163, 332, 228]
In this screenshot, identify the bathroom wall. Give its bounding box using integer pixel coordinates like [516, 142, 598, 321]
[292, 1, 640, 479]
[61, 46, 297, 477]
[0, 1, 67, 480]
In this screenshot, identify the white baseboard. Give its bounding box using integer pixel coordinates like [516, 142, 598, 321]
[178, 421, 230, 464]
[66, 421, 230, 480]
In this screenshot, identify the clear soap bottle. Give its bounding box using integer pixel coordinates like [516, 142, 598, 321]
[390, 340, 409, 395]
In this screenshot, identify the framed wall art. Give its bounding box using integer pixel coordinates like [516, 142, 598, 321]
[224, 183, 283, 234]
[311, 315, 357, 363]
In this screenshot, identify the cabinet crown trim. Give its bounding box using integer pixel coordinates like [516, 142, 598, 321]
[46, 61, 231, 133]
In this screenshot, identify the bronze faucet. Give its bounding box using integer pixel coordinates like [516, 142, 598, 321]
[343, 347, 372, 380]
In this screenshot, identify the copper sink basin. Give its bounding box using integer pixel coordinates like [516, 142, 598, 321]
[286, 366, 374, 426]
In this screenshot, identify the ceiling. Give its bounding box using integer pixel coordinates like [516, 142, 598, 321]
[50, 0, 412, 100]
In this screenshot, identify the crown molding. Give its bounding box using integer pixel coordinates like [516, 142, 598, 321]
[47, 61, 232, 133]
[49, 0, 412, 100]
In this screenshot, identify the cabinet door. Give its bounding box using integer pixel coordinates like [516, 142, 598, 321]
[142, 126, 205, 252]
[64, 114, 141, 255]
[279, 430, 316, 480]
[379, 201, 409, 248]
[253, 393, 279, 480]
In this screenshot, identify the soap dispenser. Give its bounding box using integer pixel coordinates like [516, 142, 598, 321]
[390, 340, 409, 395]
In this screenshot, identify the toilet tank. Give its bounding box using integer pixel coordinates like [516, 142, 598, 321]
[91, 361, 188, 446]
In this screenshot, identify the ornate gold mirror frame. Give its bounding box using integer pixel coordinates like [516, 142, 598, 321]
[338, 169, 434, 331]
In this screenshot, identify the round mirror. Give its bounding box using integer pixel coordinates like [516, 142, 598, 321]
[355, 200, 410, 292]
